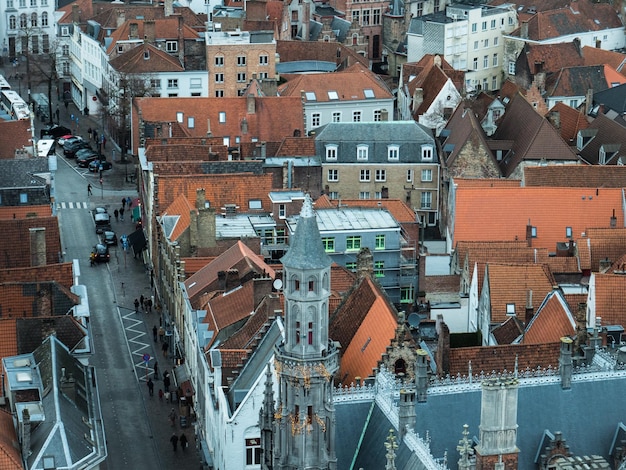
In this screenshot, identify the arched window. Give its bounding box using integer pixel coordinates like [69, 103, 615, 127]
[9, 15, 16, 29]
[20, 13, 27, 28]
[291, 275, 300, 293]
[30, 12, 37, 27]
[394, 358, 407, 376]
[41, 12, 48, 26]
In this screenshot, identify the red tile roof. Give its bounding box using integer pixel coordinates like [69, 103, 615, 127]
[581, 46, 626, 75]
[452, 186, 625, 251]
[523, 291, 576, 344]
[109, 43, 184, 73]
[276, 40, 369, 69]
[592, 273, 626, 326]
[0, 407, 21, 470]
[0, 217, 61, 268]
[0, 318, 18, 361]
[544, 102, 589, 144]
[523, 42, 583, 75]
[161, 193, 195, 241]
[0, 205, 52, 219]
[525, 165, 626, 188]
[106, 17, 200, 55]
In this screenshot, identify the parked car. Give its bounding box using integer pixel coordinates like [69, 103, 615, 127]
[88, 159, 112, 172]
[58, 135, 82, 146]
[102, 230, 118, 246]
[64, 140, 92, 158]
[40, 125, 71, 139]
[94, 212, 111, 234]
[92, 207, 108, 219]
[92, 243, 110, 263]
[76, 150, 100, 167]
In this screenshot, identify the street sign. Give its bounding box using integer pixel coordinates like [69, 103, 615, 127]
[143, 353, 150, 365]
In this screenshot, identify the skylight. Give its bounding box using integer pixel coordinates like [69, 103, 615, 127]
[363, 89, 375, 98]
[305, 92, 317, 101]
[328, 91, 339, 100]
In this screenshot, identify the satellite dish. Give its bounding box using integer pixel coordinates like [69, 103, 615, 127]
[407, 313, 421, 328]
[273, 279, 283, 291]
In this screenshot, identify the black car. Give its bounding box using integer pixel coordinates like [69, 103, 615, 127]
[64, 140, 92, 158]
[92, 243, 110, 263]
[88, 159, 112, 172]
[102, 230, 118, 246]
[76, 149, 100, 167]
[40, 125, 72, 139]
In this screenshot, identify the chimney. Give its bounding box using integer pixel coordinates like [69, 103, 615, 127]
[178, 15, 184, 66]
[241, 117, 248, 134]
[207, 118, 212, 137]
[29, 227, 46, 267]
[116, 9, 126, 28]
[197, 207, 216, 249]
[218, 270, 227, 290]
[547, 110, 561, 130]
[247, 94, 256, 114]
[433, 54, 442, 67]
[526, 220, 533, 247]
[72, 4, 80, 24]
[225, 269, 240, 291]
[381, 109, 389, 121]
[196, 187, 206, 210]
[521, 21, 529, 39]
[412, 88, 424, 113]
[398, 389, 416, 439]
[60, 369, 77, 401]
[356, 247, 374, 279]
[20, 408, 31, 461]
[611, 208, 617, 228]
[129, 22, 139, 40]
[144, 20, 156, 45]
[416, 349, 429, 402]
[524, 289, 533, 325]
[164, 0, 174, 16]
[585, 88, 593, 115]
[253, 276, 273, 309]
[559, 337, 573, 390]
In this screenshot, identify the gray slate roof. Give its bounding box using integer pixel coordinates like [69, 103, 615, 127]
[0, 158, 49, 188]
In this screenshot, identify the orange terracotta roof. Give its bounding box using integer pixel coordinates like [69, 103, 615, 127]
[220, 293, 283, 350]
[0, 318, 17, 361]
[161, 193, 195, 241]
[525, 165, 626, 188]
[0, 205, 52, 219]
[330, 277, 397, 386]
[181, 257, 215, 276]
[453, 186, 625, 251]
[0, 263, 74, 290]
[422, 275, 460, 294]
[452, 178, 521, 188]
[582, 46, 626, 75]
[109, 43, 184, 74]
[486, 263, 557, 323]
[106, 17, 200, 55]
[592, 273, 626, 326]
[448, 342, 561, 377]
[314, 196, 416, 223]
[0, 407, 21, 470]
[276, 40, 369, 69]
[330, 263, 356, 297]
[523, 291, 576, 344]
[563, 293, 588, 315]
[184, 241, 274, 304]
[275, 136, 316, 156]
[0, 217, 61, 269]
[544, 102, 589, 144]
[155, 173, 274, 214]
[491, 316, 524, 345]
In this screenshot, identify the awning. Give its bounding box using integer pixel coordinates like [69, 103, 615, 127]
[173, 365, 195, 397]
[127, 228, 147, 256]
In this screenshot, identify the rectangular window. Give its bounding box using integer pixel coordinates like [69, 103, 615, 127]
[481, 21, 487, 31]
[483, 55, 489, 68]
[332, 111, 341, 122]
[375, 234, 385, 249]
[506, 303, 515, 315]
[473, 57, 478, 70]
[237, 55, 246, 66]
[483, 39, 489, 48]
[19, 193, 27, 203]
[471, 23, 477, 33]
[353, 111, 361, 122]
[374, 260, 384, 277]
[421, 169, 432, 182]
[491, 19, 496, 29]
[167, 79, 178, 88]
[219, 111, 226, 123]
[359, 191, 370, 199]
[375, 169, 386, 181]
[246, 439, 261, 465]
[407, 169, 413, 182]
[215, 90, 224, 97]
[566, 227, 572, 238]
[492, 53, 498, 67]
[215, 56, 224, 66]
[327, 169, 338, 181]
[508, 61, 515, 75]
[215, 73, 224, 83]
[346, 262, 356, 271]
[374, 110, 382, 121]
[166, 41, 178, 52]
[346, 236, 361, 251]
[322, 237, 335, 252]
[188, 117, 195, 128]
[388, 146, 399, 160]
[494, 37, 498, 46]
[312, 113, 320, 128]
[150, 79, 161, 89]
[473, 40, 478, 50]
[326, 146, 337, 160]
[360, 169, 370, 181]
[19, 0, 25, 6]
[237, 72, 246, 82]
[362, 9, 370, 25]
[352, 10, 359, 23]
[422, 146, 433, 160]
[421, 192, 432, 209]
[373, 9, 380, 24]
[329, 191, 339, 199]
[357, 146, 368, 161]
[190, 78, 202, 88]
[492, 75, 497, 90]
[401, 286, 414, 303]
[259, 54, 268, 65]
[61, 26, 69, 36]
[291, 10, 298, 20]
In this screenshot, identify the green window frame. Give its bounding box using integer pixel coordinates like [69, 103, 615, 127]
[322, 237, 335, 252]
[375, 234, 385, 249]
[400, 286, 414, 303]
[345, 262, 356, 271]
[346, 236, 361, 251]
[374, 260, 384, 277]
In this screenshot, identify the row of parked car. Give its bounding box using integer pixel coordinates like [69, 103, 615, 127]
[41, 125, 112, 172]
[91, 207, 119, 263]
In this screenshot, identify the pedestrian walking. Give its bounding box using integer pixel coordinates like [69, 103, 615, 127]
[153, 325, 158, 343]
[102, 134, 106, 149]
[121, 197, 126, 209]
[127, 196, 132, 208]
[179, 433, 188, 451]
[134, 298, 140, 313]
[162, 341, 169, 358]
[168, 408, 177, 427]
[93, 129, 98, 143]
[113, 209, 119, 221]
[144, 298, 150, 313]
[163, 372, 171, 393]
[154, 361, 159, 379]
[119, 207, 125, 221]
[87, 184, 92, 196]
[87, 127, 92, 140]
[55, 107, 60, 123]
[147, 298, 153, 313]
[89, 251, 95, 266]
[158, 389, 164, 401]
[170, 433, 179, 451]
[147, 378, 154, 397]
[159, 326, 165, 343]
[139, 295, 145, 311]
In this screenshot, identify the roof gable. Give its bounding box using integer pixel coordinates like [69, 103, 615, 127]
[523, 290, 576, 344]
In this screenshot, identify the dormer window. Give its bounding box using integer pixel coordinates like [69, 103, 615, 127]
[357, 145, 368, 161]
[166, 41, 178, 52]
[388, 145, 399, 161]
[421, 145, 433, 161]
[325, 144, 338, 160]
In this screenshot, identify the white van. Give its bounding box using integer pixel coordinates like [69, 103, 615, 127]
[37, 139, 56, 157]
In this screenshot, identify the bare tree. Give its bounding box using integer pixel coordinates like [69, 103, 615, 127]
[30, 39, 62, 125]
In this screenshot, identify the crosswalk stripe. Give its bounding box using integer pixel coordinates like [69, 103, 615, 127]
[56, 202, 90, 210]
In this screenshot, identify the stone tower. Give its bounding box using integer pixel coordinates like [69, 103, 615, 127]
[273, 193, 340, 470]
[474, 377, 519, 470]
